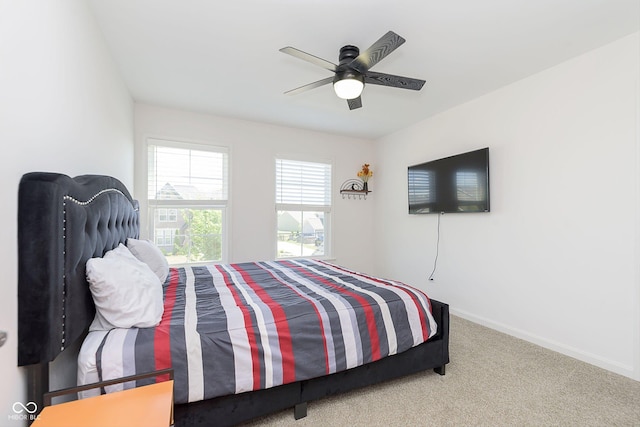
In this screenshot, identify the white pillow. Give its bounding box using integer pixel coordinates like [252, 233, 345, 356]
[126, 238, 170, 284]
[86, 244, 164, 331]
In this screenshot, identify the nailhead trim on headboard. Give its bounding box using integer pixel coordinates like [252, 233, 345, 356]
[59, 189, 138, 352]
[63, 188, 128, 206]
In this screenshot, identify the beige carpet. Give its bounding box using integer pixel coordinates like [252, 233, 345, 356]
[243, 315, 640, 426]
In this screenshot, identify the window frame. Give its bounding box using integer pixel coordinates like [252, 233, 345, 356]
[146, 138, 230, 266]
[275, 156, 333, 260]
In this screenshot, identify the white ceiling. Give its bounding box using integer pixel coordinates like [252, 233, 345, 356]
[87, 0, 640, 140]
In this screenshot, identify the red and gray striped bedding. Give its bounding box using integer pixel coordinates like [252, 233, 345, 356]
[89, 259, 437, 404]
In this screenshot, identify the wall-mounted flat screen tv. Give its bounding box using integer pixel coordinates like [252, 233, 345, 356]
[408, 147, 490, 214]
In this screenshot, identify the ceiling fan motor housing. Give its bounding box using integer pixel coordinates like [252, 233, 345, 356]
[339, 45, 360, 64]
[334, 45, 364, 85]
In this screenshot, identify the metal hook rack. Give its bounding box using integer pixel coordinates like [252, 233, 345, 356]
[339, 179, 371, 200]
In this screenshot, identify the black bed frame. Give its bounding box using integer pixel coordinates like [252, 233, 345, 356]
[176, 301, 449, 426]
[17, 172, 449, 426]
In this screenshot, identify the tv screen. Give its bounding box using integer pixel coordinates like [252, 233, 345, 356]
[408, 147, 490, 214]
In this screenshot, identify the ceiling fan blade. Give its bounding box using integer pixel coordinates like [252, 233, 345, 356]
[279, 47, 337, 72]
[284, 77, 334, 95]
[347, 97, 362, 110]
[349, 31, 405, 73]
[364, 71, 425, 91]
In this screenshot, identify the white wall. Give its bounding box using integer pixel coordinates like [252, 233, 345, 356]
[134, 104, 377, 272]
[0, 0, 133, 422]
[374, 33, 640, 379]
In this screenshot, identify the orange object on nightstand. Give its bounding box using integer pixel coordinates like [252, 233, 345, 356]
[31, 380, 174, 427]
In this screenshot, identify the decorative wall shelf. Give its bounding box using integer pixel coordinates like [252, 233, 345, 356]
[340, 179, 371, 199]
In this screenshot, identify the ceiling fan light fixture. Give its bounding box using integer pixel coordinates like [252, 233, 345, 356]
[333, 72, 364, 100]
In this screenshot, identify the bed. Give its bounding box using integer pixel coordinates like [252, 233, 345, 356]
[18, 172, 449, 426]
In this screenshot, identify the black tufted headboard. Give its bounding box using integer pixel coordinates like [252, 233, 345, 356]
[18, 172, 139, 367]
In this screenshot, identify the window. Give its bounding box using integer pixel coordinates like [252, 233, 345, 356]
[157, 208, 178, 223]
[147, 139, 228, 265]
[156, 228, 178, 246]
[276, 158, 331, 259]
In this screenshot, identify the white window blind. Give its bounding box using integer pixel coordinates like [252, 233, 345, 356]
[275, 158, 331, 259]
[148, 143, 228, 202]
[276, 159, 331, 207]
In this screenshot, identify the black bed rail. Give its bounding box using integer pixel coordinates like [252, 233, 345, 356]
[43, 368, 174, 406]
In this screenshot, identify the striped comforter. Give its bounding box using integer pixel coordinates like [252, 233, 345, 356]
[92, 259, 437, 404]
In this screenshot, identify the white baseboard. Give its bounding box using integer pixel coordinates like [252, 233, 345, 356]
[450, 307, 637, 380]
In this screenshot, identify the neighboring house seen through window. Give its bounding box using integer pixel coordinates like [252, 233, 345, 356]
[147, 139, 228, 265]
[276, 158, 331, 259]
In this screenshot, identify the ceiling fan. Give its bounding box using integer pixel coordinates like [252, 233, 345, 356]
[279, 31, 426, 110]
